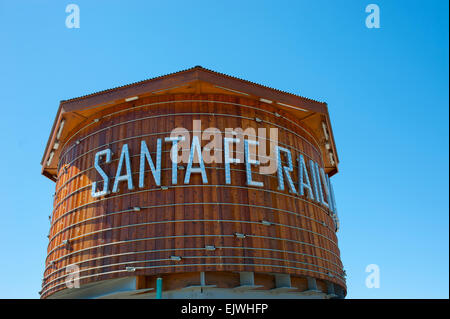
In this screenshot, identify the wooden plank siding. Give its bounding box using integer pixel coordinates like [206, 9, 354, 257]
[41, 93, 345, 298]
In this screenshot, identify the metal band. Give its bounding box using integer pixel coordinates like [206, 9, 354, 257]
[49, 184, 335, 229]
[48, 201, 336, 244]
[43, 245, 344, 282]
[45, 233, 342, 273]
[46, 216, 339, 259]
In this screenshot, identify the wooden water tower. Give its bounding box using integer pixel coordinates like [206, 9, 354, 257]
[40, 66, 346, 298]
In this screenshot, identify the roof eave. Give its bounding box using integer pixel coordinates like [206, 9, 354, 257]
[41, 66, 336, 179]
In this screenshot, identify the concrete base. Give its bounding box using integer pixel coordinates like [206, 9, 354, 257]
[48, 276, 331, 299]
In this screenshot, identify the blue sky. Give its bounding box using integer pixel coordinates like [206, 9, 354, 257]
[0, 0, 448, 298]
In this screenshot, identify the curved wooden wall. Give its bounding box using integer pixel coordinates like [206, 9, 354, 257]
[41, 93, 346, 298]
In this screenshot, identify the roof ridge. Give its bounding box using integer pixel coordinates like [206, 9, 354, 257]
[60, 66, 325, 105]
[198, 66, 325, 105]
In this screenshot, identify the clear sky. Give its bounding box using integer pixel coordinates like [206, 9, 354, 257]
[0, 0, 448, 299]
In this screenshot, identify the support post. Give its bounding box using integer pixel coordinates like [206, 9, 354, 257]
[156, 277, 163, 299]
